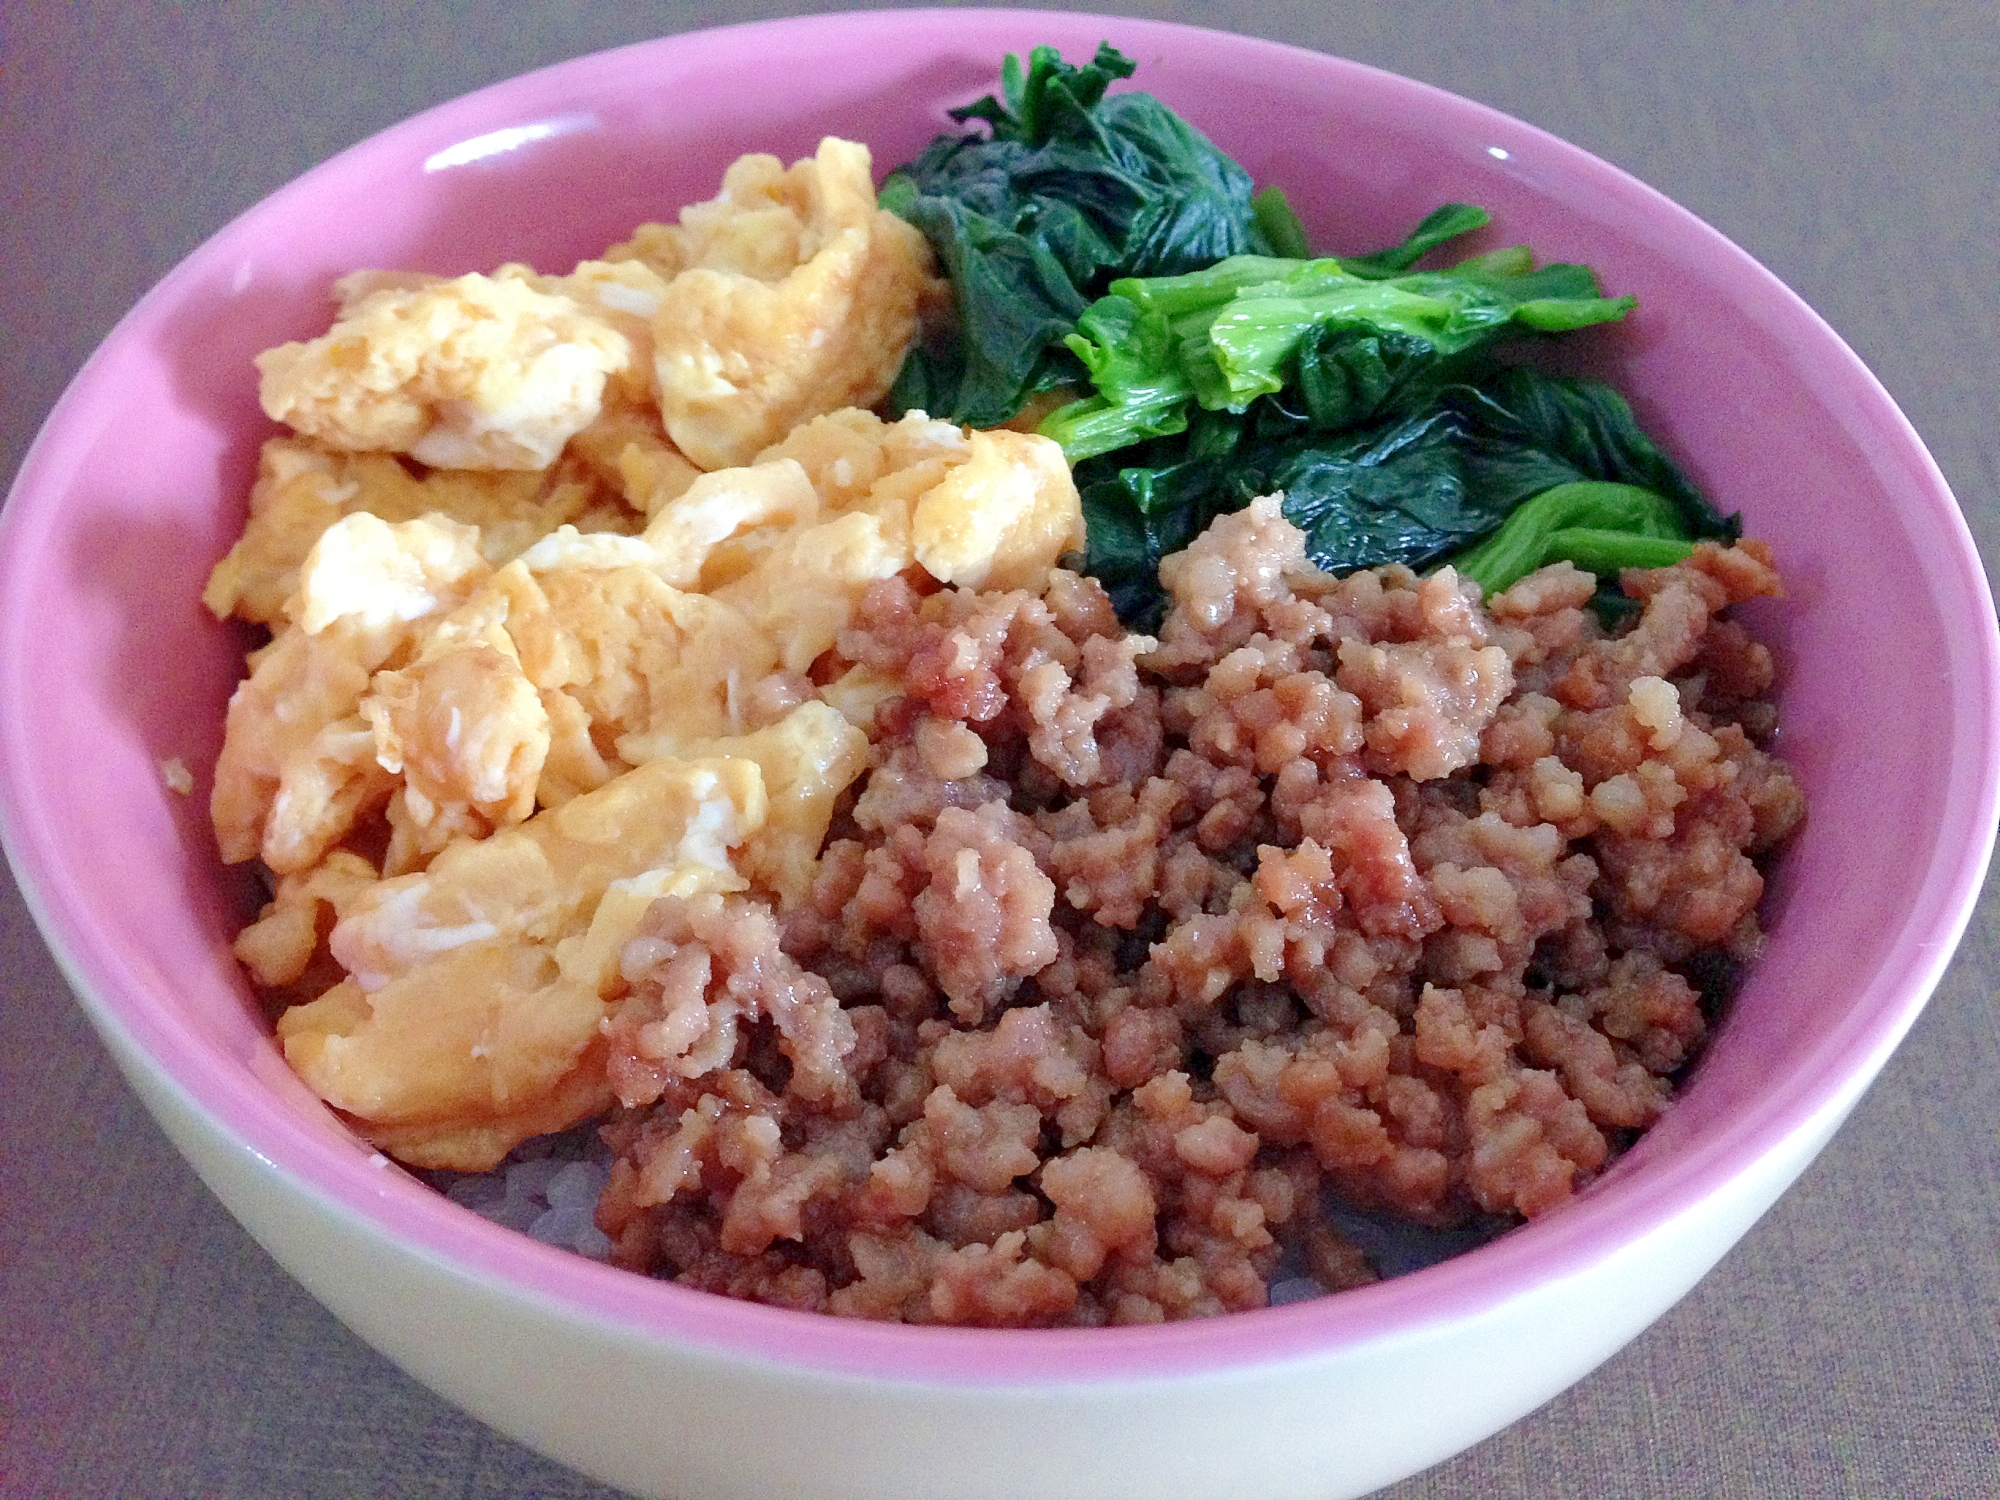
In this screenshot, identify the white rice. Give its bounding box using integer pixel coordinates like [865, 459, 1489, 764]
[434, 1125, 615, 1260]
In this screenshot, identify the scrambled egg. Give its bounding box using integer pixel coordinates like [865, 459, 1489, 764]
[608, 137, 940, 470]
[209, 139, 1082, 1171]
[258, 273, 634, 470]
[277, 755, 763, 1169]
[211, 513, 492, 873]
[202, 435, 650, 628]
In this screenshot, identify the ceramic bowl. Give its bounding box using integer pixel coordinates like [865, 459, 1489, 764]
[3, 11, 1995, 1500]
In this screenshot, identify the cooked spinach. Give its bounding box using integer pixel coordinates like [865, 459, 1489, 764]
[881, 42, 1270, 427]
[1052, 237, 1736, 624]
[1250, 186, 1311, 259]
[1337, 202, 1496, 280]
[1450, 481, 1695, 595]
[1041, 247, 1636, 460]
[1441, 367, 1733, 542]
[1078, 369, 1737, 628]
[887, 44, 1736, 627]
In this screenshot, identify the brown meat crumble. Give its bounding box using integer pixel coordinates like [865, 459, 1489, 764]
[593, 496, 1805, 1326]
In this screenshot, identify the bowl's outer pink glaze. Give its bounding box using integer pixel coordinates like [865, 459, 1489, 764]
[3, 8, 1996, 1389]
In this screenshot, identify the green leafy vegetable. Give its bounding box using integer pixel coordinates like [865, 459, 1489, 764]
[1250, 186, 1311, 259]
[1449, 481, 1693, 595]
[948, 40, 1136, 144]
[1441, 367, 1733, 542]
[1042, 245, 1635, 460]
[1078, 409, 1501, 631]
[881, 43, 1271, 426]
[1273, 412, 1510, 571]
[1048, 214, 1733, 624]
[886, 44, 1737, 630]
[1336, 202, 1495, 280]
[1079, 461, 1221, 628]
[1076, 369, 1737, 627]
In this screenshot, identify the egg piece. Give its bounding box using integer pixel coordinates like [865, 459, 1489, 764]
[360, 1038, 618, 1172]
[757, 406, 970, 514]
[359, 588, 551, 837]
[257, 272, 633, 470]
[278, 755, 766, 1170]
[279, 944, 606, 1171]
[231, 849, 380, 990]
[203, 441, 359, 627]
[212, 514, 491, 872]
[503, 257, 675, 409]
[212, 627, 395, 873]
[711, 511, 907, 674]
[533, 684, 617, 810]
[295, 511, 490, 635]
[756, 408, 1084, 594]
[911, 427, 1084, 592]
[624, 701, 869, 907]
[557, 398, 703, 520]
[621, 138, 941, 470]
[520, 556, 782, 757]
[610, 152, 809, 281]
[202, 437, 641, 628]
[515, 526, 660, 574]
[380, 789, 491, 880]
[817, 663, 905, 734]
[639, 457, 821, 590]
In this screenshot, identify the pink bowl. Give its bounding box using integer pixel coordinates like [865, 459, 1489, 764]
[3, 12, 1995, 1499]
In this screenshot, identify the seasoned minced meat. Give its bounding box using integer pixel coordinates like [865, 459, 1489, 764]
[595, 496, 1804, 1325]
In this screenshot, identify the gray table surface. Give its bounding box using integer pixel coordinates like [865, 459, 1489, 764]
[3, 4, 1997, 1497]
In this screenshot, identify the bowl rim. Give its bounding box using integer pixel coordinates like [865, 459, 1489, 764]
[3, 5, 1996, 1387]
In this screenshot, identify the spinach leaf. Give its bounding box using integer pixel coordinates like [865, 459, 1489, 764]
[1291, 324, 1452, 432]
[948, 41, 1136, 143]
[879, 185, 1091, 424]
[881, 43, 1267, 427]
[1080, 459, 1235, 630]
[1337, 202, 1493, 279]
[1041, 247, 1633, 459]
[1265, 412, 1504, 572]
[1444, 368, 1736, 541]
[885, 45, 1732, 632]
[1078, 409, 1499, 630]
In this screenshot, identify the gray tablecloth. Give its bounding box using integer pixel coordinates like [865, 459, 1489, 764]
[3, 4, 1996, 1496]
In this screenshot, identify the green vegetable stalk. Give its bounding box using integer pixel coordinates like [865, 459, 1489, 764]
[1448, 481, 1695, 595]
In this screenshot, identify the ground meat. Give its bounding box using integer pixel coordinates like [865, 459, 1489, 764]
[596, 505, 1805, 1326]
[912, 804, 1060, 1024]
